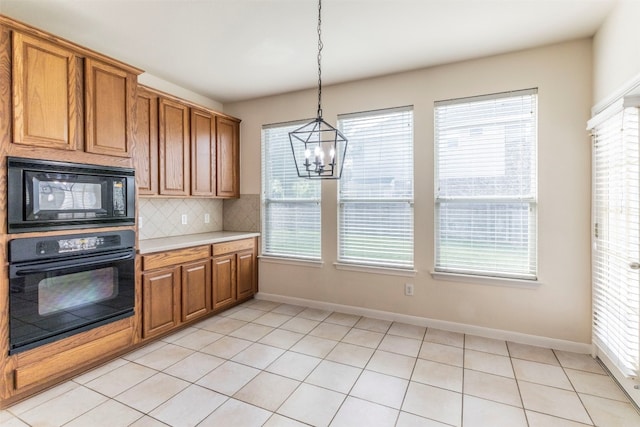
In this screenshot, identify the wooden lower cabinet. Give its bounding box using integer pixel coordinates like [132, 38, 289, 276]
[14, 324, 132, 391]
[141, 258, 210, 334]
[142, 238, 257, 340]
[212, 238, 257, 310]
[182, 259, 212, 322]
[212, 254, 236, 310]
[2, 317, 134, 406]
[141, 245, 212, 339]
[142, 265, 180, 338]
[237, 249, 257, 300]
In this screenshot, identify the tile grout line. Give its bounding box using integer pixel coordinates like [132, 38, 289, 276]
[560, 349, 598, 427]
[506, 340, 530, 427]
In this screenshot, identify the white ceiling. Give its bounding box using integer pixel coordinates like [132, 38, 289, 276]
[0, 0, 616, 103]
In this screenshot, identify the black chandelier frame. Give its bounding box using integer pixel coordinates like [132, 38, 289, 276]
[289, 0, 348, 180]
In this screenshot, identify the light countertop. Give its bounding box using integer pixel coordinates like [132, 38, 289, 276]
[138, 231, 260, 254]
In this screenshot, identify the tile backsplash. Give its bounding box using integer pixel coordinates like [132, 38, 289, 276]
[138, 194, 261, 240]
[223, 194, 260, 232]
[138, 198, 223, 240]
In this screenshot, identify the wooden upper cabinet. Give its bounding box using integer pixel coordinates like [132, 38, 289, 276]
[191, 108, 216, 196]
[85, 58, 135, 157]
[159, 98, 190, 196]
[134, 85, 242, 199]
[12, 32, 81, 150]
[134, 87, 159, 195]
[216, 116, 240, 198]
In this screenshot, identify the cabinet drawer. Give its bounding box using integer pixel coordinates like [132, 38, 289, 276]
[143, 245, 211, 271]
[213, 238, 255, 256]
[14, 327, 132, 390]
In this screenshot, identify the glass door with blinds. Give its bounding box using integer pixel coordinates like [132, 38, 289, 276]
[591, 102, 640, 379]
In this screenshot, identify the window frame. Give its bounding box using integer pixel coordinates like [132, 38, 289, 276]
[434, 89, 538, 281]
[337, 106, 415, 270]
[261, 120, 322, 261]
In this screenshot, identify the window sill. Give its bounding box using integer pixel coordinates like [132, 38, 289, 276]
[430, 271, 540, 288]
[258, 255, 324, 268]
[334, 262, 417, 277]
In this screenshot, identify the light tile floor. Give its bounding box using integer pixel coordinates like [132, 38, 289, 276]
[2, 299, 640, 426]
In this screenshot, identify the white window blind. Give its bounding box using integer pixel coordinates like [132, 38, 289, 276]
[434, 89, 537, 279]
[591, 103, 640, 378]
[262, 122, 321, 259]
[338, 106, 414, 268]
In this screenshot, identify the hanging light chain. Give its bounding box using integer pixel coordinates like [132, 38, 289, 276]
[317, 0, 323, 118]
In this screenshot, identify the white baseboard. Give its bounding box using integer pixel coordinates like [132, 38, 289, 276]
[255, 292, 592, 354]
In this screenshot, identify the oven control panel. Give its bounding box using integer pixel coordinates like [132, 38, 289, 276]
[44, 236, 106, 254]
[9, 230, 135, 262]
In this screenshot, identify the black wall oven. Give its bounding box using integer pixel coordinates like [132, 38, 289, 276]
[8, 230, 135, 355]
[7, 157, 135, 233]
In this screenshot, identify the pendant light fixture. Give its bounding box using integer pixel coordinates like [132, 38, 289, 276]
[289, 0, 348, 180]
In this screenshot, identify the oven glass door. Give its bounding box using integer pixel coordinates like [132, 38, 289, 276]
[9, 250, 135, 354]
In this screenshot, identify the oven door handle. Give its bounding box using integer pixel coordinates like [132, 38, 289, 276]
[14, 253, 134, 276]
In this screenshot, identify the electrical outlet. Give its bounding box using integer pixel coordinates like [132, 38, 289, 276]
[204, 213, 210, 224]
[181, 214, 187, 225]
[138, 216, 143, 229]
[405, 283, 414, 296]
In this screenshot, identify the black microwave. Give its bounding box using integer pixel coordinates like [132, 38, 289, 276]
[7, 157, 135, 233]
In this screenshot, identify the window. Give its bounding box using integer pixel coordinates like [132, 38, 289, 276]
[589, 99, 640, 378]
[434, 89, 537, 280]
[262, 121, 321, 259]
[338, 106, 414, 268]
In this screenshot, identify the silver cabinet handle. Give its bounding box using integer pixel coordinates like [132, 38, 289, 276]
[630, 262, 640, 270]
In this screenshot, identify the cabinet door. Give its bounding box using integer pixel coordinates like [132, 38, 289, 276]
[134, 88, 159, 195]
[142, 266, 180, 338]
[85, 58, 134, 157]
[237, 250, 257, 300]
[182, 259, 211, 322]
[212, 254, 236, 310]
[216, 116, 240, 198]
[191, 108, 216, 196]
[159, 98, 190, 195]
[12, 32, 81, 150]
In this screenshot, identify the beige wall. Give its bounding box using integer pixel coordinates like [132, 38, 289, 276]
[593, 0, 640, 106]
[225, 39, 593, 343]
